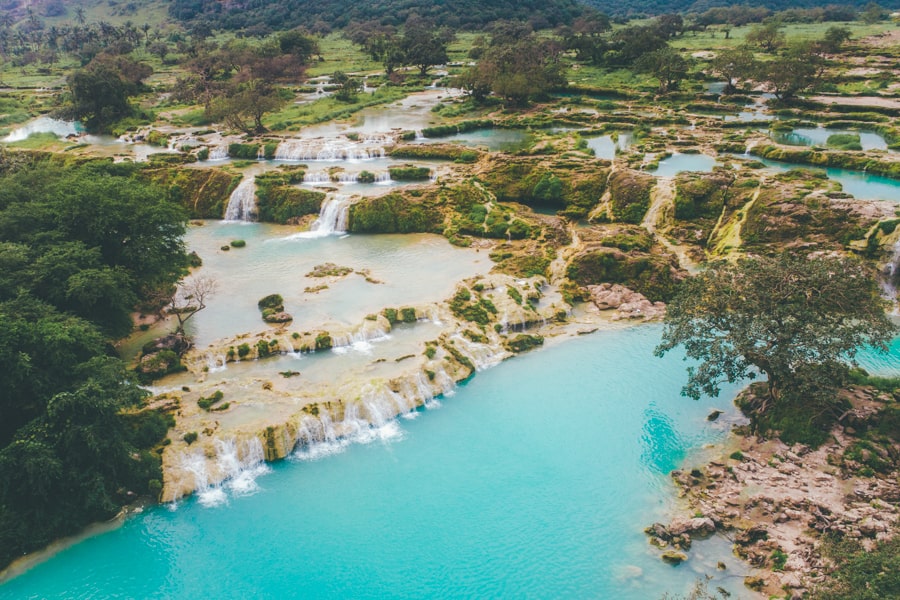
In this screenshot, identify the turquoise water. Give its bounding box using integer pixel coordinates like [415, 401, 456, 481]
[420, 129, 534, 152]
[653, 153, 718, 177]
[772, 128, 891, 152]
[0, 327, 758, 599]
[749, 156, 900, 202]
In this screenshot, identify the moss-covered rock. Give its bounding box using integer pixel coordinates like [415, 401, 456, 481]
[479, 155, 609, 218]
[567, 247, 681, 302]
[255, 169, 325, 224]
[349, 192, 444, 233]
[608, 170, 655, 224]
[143, 167, 240, 218]
[505, 334, 544, 353]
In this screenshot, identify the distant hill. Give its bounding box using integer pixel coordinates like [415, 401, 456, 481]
[167, 0, 590, 31]
[169, 0, 584, 29]
[585, 0, 900, 17]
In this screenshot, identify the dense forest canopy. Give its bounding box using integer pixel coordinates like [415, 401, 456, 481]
[0, 155, 187, 569]
[167, 0, 591, 31]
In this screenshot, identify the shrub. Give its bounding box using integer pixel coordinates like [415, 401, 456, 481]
[388, 165, 432, 181]
[228, 143, 260, 159]
[258, 294, 284, 310]
[237, 343, 251, 358]
[183, 431, 198, 445]
[400, 307, 416, 323]
[315, 333, 333, 351]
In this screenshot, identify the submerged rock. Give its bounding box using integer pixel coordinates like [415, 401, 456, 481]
[660, 550, 688, 565]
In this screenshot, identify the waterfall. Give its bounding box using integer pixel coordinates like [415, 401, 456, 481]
[224, 177, 257, 222]
[303, 171, 332, 185]
[275, 137, 385, 162]
[881, 237, 900, 312]
[208, 145, 228, 160]
[175, 437, 269, 507]
[305, 194, 351, 236]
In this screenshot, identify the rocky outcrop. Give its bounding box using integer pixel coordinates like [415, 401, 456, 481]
[648, 387, 900, 597]
[587, 283, 665, 321]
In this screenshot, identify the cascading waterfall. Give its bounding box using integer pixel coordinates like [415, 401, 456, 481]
[224, 176, 257, 221]
[275, 138, 386, 161]
[207, 145, 228, 160]
[307, 194, 351, 235]
[881, 237, 900, 312]
[175, 437, 269, 507]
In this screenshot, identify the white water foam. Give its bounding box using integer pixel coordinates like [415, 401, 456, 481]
[223, 177, 257, 222]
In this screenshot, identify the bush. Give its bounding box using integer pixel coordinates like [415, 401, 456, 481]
[237, 343, 251, 358]
[388, 165, 431, 181]
[400, 307, 416, 323]
[228, 143, 260, 159]
[357, 170, 376, 183]
[183, 431, 198, 445]
[315, 333, 333, 351]
[258, 294, 284, 310]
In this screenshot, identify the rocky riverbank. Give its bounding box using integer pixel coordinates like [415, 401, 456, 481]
[155, 271, 644, 502]
[646, 385, 900, 599]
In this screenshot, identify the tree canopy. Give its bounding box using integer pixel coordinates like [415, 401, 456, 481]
[655, 254, 894, 410]
[0, 155, 187, 569]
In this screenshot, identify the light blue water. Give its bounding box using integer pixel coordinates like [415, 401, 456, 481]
[420, 129, 534, 152]
[0, 327, 759, 599]
[772, 128, 891, 152]
[748, 156, 900, 202]
[653, 153, 718, 177]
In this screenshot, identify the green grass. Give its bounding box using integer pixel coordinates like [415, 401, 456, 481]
[305, 33, 381, 77]
[263, 84, 412, 130]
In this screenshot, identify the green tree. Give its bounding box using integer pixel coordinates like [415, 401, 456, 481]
[745, 21, 785, 53]
[710, 46, 756, 93]
[635, 46, 690, 94]
[67, 58, 150, 131]
[656, 254, 894, 409]
[460, 35, 564, 106]
[400, 15, 451, 76]
[756, 42, 825, 100]
[818, 26, 852, 54]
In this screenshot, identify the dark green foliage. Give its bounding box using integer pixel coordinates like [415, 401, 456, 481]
[230, 239, 246, 248]
[657, 255, 895, 440]
[198, 390, 225, 411]
[349, 193, 444, 234]
[387, 165, 432, 181]
[382, 308, 399, 324]
[169, 0, 586, 32]
[183, 431, 198, 445]
[237, 343, 252, 358]
[507, 286, 523, 305]
[66, 56, 152, 133]
[256, 339, 274, 358]
[505, 334, 544, 353]
[0, 357, 165, 569]
[228, 143, 261, 160]
[400, 307, 417, 323]
[813, 536, 900, 600]
[315, 333, 333, 351]
[258, 294, 285, 310]
[421, 120, 495, 138]
[357, 170, 376, 184]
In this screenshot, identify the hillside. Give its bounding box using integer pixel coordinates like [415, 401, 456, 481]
[167, 0, 589, 31]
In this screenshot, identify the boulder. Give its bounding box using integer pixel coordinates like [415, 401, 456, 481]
[586, 283, 666, 321]
[668, 517, 716, 538]
[661, 550, 688, 565]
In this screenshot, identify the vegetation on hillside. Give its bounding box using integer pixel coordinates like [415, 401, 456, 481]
[0, 154, 188, 569]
